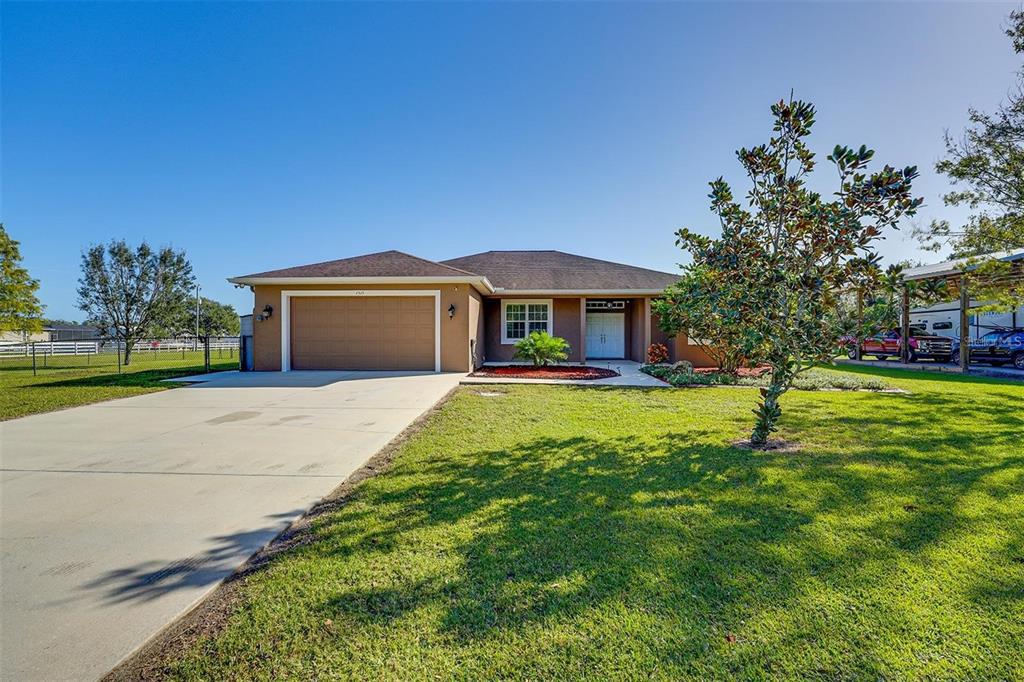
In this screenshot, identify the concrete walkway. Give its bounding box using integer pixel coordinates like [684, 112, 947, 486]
[462, 360, 666, 387]
[0, 370, 462, 681]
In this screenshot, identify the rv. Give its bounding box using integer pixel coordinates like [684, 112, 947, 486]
[910, 300, 1023, 341]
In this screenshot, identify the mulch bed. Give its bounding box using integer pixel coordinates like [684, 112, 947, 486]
[470, 365, 619, 380]
[693, 366, 772, 377]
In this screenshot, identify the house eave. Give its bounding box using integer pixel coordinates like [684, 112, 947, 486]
[227, 275, 496, 294]
[487, 288, 670, 297]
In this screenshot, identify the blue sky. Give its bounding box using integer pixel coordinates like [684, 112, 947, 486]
[2, 1, 1020, 320]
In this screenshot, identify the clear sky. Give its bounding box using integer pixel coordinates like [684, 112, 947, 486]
[2, 1, 1020, 320]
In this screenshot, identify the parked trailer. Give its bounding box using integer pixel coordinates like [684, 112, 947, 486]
[910, 301, 1023, 341]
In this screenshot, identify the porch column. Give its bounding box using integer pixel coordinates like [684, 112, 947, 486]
[579, 297, 587, 363]
[900, 285, 910, 364]
[959, 278, 970, 372]
[643, 297, 652, 360]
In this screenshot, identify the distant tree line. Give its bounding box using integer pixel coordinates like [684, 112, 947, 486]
[0, 225, 238, 365]
[77, 240, 239, 364]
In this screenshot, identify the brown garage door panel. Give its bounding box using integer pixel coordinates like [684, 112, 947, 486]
[290, 296, 435, 370]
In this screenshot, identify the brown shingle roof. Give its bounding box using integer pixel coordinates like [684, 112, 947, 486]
[440, 250, 679, 291]
[236, 250, 479, 279]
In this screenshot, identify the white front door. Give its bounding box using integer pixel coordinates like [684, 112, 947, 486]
[586, 313, 625, 359]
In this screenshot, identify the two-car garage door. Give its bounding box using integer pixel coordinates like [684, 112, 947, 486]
[289, 296, 436, 370]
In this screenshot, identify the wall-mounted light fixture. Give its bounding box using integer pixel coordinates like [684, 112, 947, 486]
[448, 303, 456, 319]
[257, 304, 274, 321]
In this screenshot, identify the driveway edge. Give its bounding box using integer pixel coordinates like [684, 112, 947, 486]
[103, 385, 461, 681]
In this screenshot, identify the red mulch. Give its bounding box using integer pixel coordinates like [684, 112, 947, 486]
[471, 365, 619, 380]
[693, 366, 772, 377]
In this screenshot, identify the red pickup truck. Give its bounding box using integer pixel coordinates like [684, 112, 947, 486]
[847, 328, 955, 363]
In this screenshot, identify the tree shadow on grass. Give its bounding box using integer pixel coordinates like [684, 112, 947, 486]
[294, 418, 1022, 676]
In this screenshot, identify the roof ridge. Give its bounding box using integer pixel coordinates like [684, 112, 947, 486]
[443, 250, 677, 278]
[390, 250, 482, 277]
[237, 249, 485, 280]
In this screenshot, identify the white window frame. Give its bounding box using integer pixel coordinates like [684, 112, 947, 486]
[280, 289, 441, 372]
[501, 298, 553, 344]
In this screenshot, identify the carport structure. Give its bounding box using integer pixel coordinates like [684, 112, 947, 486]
[898, 249, 1024, 371]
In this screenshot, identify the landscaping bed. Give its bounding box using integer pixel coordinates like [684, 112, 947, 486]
[643, 364, 895, 391]
[470, 365, 619, 380]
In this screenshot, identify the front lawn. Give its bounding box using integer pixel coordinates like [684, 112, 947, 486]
[0, 351, 237, 420]
[159, 367, 1023, 680]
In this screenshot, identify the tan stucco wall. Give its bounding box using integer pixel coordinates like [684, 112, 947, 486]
[553, 298, 583, 362]
[252, 283, 474, 372]
[482, 295, 585, 362]
[671, 335, 718, 367]
[468, 290, 484, 369]
[650, 310, 718, 368]
[628, 299, 645, 362]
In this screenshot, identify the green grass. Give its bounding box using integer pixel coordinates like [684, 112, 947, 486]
[0, 350, 237, 420]
[168, 367, 1023, 680]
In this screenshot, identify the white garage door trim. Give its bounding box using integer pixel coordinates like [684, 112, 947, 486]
[280, 289, 441, 372]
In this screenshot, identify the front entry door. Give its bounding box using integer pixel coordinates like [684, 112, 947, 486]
[586, 313, 625, 359]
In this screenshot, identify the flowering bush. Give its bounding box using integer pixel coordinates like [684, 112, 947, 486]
[646, 343, 669, 364]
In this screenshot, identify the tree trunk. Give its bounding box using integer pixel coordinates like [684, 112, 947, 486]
[750, 364, 788, 445]
[720, 350, 743, 375]
[123, 341, 134, 366]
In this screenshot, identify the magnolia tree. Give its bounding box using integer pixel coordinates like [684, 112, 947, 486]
[653, 265, 759, 373]
[668, 98, 922, 445]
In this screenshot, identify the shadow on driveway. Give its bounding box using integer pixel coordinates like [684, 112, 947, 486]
[81, 509, 305, 605]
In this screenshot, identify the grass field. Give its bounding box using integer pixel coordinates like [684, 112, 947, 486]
[159, 366, 1024, 680]
[0, 350, 237, 420]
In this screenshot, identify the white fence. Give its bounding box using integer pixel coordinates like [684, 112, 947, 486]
[0, 338, 240, 358]
[0, 341, 100, 358]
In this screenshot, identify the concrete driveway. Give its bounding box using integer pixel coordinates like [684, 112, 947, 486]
[0, 370, 462, 681]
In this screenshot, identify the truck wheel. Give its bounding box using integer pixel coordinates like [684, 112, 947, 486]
[908, 351, 918, 363]
[847, 347, 858, 359]
[1013, 352, 1024, 370]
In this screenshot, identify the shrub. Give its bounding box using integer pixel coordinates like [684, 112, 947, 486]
[738, 369, 891, 391]
[642, 364, 737, 386]
[513, 331, 570, 366]
[646, 343, 669, 364]
[642, 364, 891, 391]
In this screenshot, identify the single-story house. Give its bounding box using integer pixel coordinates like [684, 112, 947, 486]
[228, 250, 714, 372]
